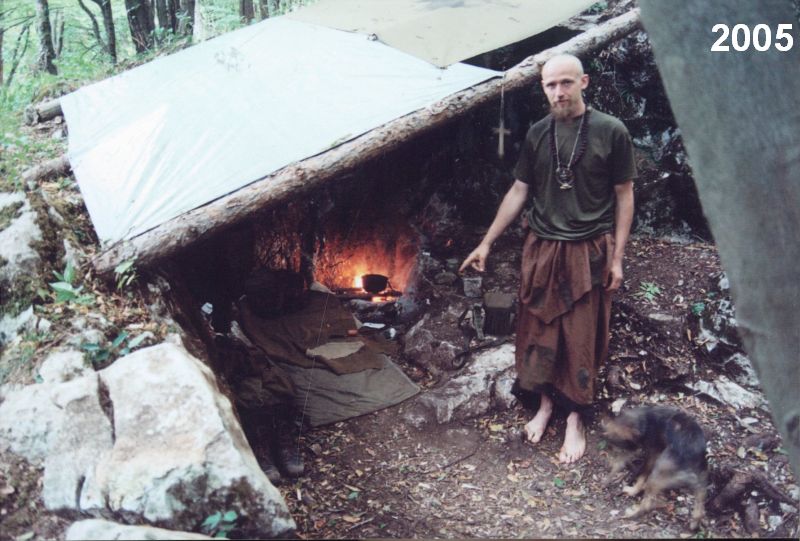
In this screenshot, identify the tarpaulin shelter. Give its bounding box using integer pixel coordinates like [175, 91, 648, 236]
[288, 0, 596, 67]
[58, 2, 639, 274]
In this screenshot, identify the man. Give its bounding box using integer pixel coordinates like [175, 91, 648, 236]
[460, 54, 635, 464]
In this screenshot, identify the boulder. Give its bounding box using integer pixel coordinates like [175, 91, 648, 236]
[66, 519, 213, 540]
[687, 375, 764, 411]
[38, 349, 91, 384]
[86, 342, 295, 537]
[0, 341, 295, 537]
[43, 375, 114, 512]
[403, 343, 515, 427]
[725, 352, 761, 388]
[0, 376, 94, 463]
[402, 314, 461, 377]
[0, 192, 42, 287]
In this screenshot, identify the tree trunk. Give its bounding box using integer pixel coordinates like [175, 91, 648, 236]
[95, 0, 117, 64]
[125, 0, 154, 53]
[258, 0, 269, 20]
[178, 0, 194, 36]
[639, 0, 800, 482]
[34, 0, 57, 74]
[0, 15, 4, 86]
[167, 0, 179, 32]
[240, 0, 255, 23]
[154, 0, 168, 31]
[90, 8, 642, 275]
[78, 0, 107, 56]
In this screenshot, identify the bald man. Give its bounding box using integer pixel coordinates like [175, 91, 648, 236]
[460, 54, 636, 463]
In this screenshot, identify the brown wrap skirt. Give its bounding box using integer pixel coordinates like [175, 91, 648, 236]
[514, 231, 615, 406]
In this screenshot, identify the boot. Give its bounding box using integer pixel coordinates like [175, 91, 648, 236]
[256, 447, 282, 484]
[275, 423, 305, 478]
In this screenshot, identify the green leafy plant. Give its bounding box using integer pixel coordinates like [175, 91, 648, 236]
[201, 510, 238, 539]
[114, 259, 137, 290]
[637, 281, 661, 303]
[49, 261, 94, 305]
[691, 301, 706, 316]
[81, 331, 149, 365]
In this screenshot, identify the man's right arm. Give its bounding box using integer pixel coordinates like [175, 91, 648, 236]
[459, 180, 529, 272]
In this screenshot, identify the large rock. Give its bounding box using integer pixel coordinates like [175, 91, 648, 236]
[66, 519, 213, 540]
[0, 375, 101, 463]
[38, 349, 91, 383]
[402, 314, 461, 377]
[43, 375, 114, 512]
[0, 341, 295, 537]
[86, 342, 295, 537]
[687, 375, 765, 411]
[403, 343, 515, 427]
[0, 192, 42, 286]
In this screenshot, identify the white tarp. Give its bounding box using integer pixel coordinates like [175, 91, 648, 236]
[60, 17, 498, 245]
[288, 0, 597, 67]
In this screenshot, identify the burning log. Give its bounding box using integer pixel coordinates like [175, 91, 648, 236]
[91, 8, 642, 276]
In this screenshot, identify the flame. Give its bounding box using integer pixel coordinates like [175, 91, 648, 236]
[353, 275, 363, 289]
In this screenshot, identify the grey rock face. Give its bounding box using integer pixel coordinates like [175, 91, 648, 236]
[65, 519, 213, 540]
[403, 343, 515, 427]
[0, 342, 296, 538]
[0, 193, 42, 288]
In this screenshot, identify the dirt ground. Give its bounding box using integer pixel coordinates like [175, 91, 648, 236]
[273, 233, 800, 540]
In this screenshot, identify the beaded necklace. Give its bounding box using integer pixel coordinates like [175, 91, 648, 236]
[549, 107, 591, 190]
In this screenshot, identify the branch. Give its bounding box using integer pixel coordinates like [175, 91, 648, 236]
[77, 0, 107, 55]
[4, 23, 30, 88]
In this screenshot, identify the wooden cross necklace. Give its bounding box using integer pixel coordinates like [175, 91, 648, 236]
[550, 107, 591, 190]
[493, 74, 511, 158]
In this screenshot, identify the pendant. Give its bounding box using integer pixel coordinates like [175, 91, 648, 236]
[556, 166, 573, 189]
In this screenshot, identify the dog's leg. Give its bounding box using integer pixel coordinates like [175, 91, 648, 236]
[622, 474, 647, 496]
[624, 454, 676, 519]
[603, 451, 632, 487]
[690, 473, 708, 531]
[623, 448, 657, 496]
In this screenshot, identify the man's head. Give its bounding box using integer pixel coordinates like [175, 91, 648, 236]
[541, 54, 589, 120]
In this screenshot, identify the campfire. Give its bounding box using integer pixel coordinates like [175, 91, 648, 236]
[313, 220, 418, 303]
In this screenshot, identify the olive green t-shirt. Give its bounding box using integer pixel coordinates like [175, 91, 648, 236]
[513, 108, 637, 241]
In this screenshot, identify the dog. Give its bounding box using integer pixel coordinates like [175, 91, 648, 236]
[601, 405, 708, 530]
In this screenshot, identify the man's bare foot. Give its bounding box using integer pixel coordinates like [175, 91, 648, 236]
[559, 411, 586, 464]
[524, 394, 553, 443]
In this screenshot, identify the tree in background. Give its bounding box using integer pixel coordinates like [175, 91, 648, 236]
[125, 0, 154, 53]
[178, 0, 194, 36]
[34, 0, 57, 74]
[77, 0, 116, 63]
[239, 0, 254, 23]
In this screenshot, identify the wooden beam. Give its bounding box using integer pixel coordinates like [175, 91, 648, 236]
[91, 8, 642, 275]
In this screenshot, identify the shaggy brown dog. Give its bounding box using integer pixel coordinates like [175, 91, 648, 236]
[602, 406, 708, 530]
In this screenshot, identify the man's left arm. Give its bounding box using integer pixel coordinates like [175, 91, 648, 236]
[607, 180, 634, 292]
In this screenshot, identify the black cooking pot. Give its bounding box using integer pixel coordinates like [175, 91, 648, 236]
[361, 273, 388, 293]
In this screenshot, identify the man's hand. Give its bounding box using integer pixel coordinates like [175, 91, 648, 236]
[459, 243, 491, 273]
[605, 260, 623, 292]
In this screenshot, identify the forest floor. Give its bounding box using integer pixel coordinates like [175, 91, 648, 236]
[274, 234, 800, 540]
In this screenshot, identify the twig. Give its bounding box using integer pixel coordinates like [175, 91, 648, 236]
[419, 442, 480, 475]
[345, 516, 374, 532]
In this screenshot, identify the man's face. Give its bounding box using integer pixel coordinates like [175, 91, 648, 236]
[541, 61, 589, 120]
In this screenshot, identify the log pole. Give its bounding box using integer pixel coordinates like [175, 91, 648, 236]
[91, 8, 642, 275]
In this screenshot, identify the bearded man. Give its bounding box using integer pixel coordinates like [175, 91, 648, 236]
[460, 54, 635, 463]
